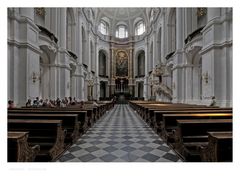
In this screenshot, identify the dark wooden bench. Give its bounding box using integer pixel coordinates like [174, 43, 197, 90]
[8, 119, 65, 161]
[8, 113, 79, 144]
[161, 113, 232, 143]
[175, 119, 232, 161]
[8, 131, 40, 162]
[134, 103, 211, 122]
[9, 109, 89, 136]
[153, 109, 232, 134]
[200, 131, 232, 162]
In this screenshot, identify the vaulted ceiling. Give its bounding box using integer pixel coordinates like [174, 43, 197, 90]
[95, 8, 150, 35]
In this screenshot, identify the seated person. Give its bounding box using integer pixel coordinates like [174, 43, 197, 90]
[60, 99, 67, 107]
[93, 100, 99, 106]
[48, 100, 56, 108]
[79, 100, 84, 108]
[32, 100, 38, 107]
[26, 99, 32, 107]
[39, 99, 43, 107]
[42, 99, 49, 107]
[209, 96, 216, 106]
[8, 100, 15, 109]
[56, 98, 61, 107]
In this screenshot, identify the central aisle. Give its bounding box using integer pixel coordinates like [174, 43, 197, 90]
[57, 104, 181, 162]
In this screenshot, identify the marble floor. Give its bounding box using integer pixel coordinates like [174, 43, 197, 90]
[57, 104, 182, 162]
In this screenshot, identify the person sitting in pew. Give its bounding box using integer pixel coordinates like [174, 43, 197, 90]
[93, 100, 99, 106]
[26, 99, 32, 107]
[80, 100, 85, 108]
[56, 98, 61, 107]
[49, 100, 56, 108]
[64, 97, 69, 105]
[60, 99, 67, 107]
[34, 97, 40, 107]
[39, 99, 43, 107]
[8, 100, 15, 109]
[209, 96, 216, 106]
[32, 100, 38, 107]
[42, 99, 49, 107]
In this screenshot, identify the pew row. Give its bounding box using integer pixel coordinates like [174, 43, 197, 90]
[200, 131, 232, 162]
[8, 131, 40, 162]
[175, 119, 232, 161]
[8, 113, 79, 144]
[8, 119, 65, 161]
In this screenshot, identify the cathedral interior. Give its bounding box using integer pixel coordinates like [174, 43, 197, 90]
[8, 8, 232, 107]
[6, 7, 233, 165]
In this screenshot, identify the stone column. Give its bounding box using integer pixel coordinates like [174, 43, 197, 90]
[95, 38, 100, 100]
[58, 8, 71, 98]
[172, 8, 184, 103]
[143, 40, 149, 100]
[10, 8, 41, 106]
[201, 8, 232, 107]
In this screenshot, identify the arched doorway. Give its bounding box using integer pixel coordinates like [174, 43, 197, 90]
[138, 82, 144, 98]
[99, 50, 107, 77]
[137, 50, 145, 77]
[100, 81, 106, 99]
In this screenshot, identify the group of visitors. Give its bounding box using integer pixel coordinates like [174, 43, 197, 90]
[24, 97, 84, 108]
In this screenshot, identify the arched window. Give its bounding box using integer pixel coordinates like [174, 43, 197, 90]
[98, 20, 109, 35]
[135, 21, 145, 36]
[115, 25, 128, 38]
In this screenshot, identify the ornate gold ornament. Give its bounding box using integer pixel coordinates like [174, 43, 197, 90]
[35, 8, 46, 17]
[197, 8, 207, 17]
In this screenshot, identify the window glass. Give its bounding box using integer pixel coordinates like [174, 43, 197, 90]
[116, 25, 128, 38]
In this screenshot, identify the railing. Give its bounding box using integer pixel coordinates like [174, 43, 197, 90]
[184, 26, 205, 44]
[67, 50, 78, 60]
[37, 25, 58, 43]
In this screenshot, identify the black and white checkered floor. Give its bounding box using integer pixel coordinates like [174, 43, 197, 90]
[57, 104, 182, 162]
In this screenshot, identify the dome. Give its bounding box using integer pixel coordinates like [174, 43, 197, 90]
[98, 8, 146, 21]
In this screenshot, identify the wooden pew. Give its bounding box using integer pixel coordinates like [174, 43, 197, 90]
[175, 119, 232, 161]
[153, 109, 232, 134]
[8, 131, 40, 162]
[8, 113, 79, 144]
[8, 119, 65, 161]
[142, 104, 210, 122]
[200, 131, 232, 162]
[9, 109, 89, 136]
[160, 112, 232, 142]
